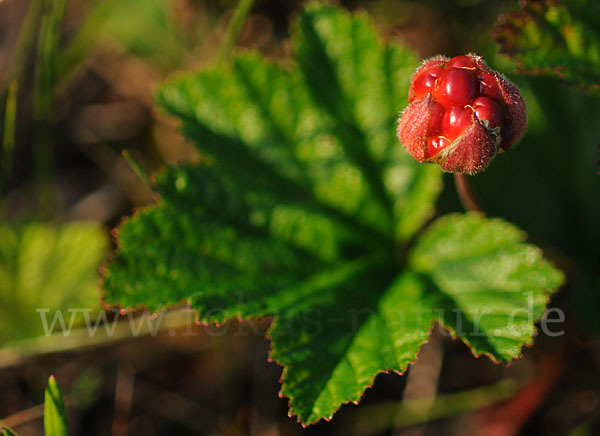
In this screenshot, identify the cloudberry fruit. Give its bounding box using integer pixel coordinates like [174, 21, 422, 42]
[426, 101, 445, 137]
[409, 66, 444, 102]
[436, 69, 478, 107]
[397, 54, 526, 174]
[442, 106, 473, 141]
[426, 136, 451, 160]
[447, 55, 477, 70]
[477, 71, 504, 101]
[472, 96, 503, 129]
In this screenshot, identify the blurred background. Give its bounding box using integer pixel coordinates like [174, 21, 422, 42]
[0, 0, 599, 434]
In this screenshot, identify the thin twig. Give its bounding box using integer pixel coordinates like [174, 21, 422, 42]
[122, 149, 152, 191]
[454, 173, 484, 213]
[396, 326, 445, 436]
[350, 379, 517, 434]
[0, 310, 211, 369]
[112, 363, 136, 436]
[0, 394, 73, 429]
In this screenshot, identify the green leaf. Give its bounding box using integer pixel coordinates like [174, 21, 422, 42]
[44, 375, 69, 436]
[271, 268, 432, 423]
[410, 213, 565, 361]
[293, 3, 442, 241]
[0, 427, 18, 436]
[0, 222, 107, 345]
[270, 214, 564, 423]
[492, 0, 600, 95]
[104, 3, 562, 425]
[105, 200, 322, 315]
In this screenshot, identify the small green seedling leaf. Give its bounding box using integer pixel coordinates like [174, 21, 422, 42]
[44, 376, 68, 436]
[1, 427, 19, 436]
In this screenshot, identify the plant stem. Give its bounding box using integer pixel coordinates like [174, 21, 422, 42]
[453, 173, 483, 213]
[217, 0, 255, 65]
[33, 0, 68, 218]
[351, 379, 517, 434]
[122, 150, 152, 190]
[1, 81, 18, 194]
[401, 326, 444, 436]
[0, 0, 43, 94]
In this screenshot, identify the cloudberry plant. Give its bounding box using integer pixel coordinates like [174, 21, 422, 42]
[398, 54, 526, 174]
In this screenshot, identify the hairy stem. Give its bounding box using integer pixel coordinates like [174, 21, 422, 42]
[453, 173, 483, 213]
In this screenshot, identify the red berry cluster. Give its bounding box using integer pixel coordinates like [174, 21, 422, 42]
[398, 54, 526, 174]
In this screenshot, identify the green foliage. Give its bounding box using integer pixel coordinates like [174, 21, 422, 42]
[472, 76, 600, 332]
[492, 0, 600, 95]
[0, 222, 107, 345]
[0, 378, 70, 436]
[44, 376, 69, 436]
[410, 213, 564, 360]
[104, 3, 563, 425]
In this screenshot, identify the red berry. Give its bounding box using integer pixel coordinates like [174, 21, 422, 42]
[410, 66, 444, 102]
[447, 55, 477, 70]
[472, 96, 503, 128]
[435, 68, 477, 108]
[442, 106, 473, 140]
[398, 53, 527, 174]
[425, 136, 451, 159]
[427, 101, 445, 136]
[477, 72, 504, 101]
